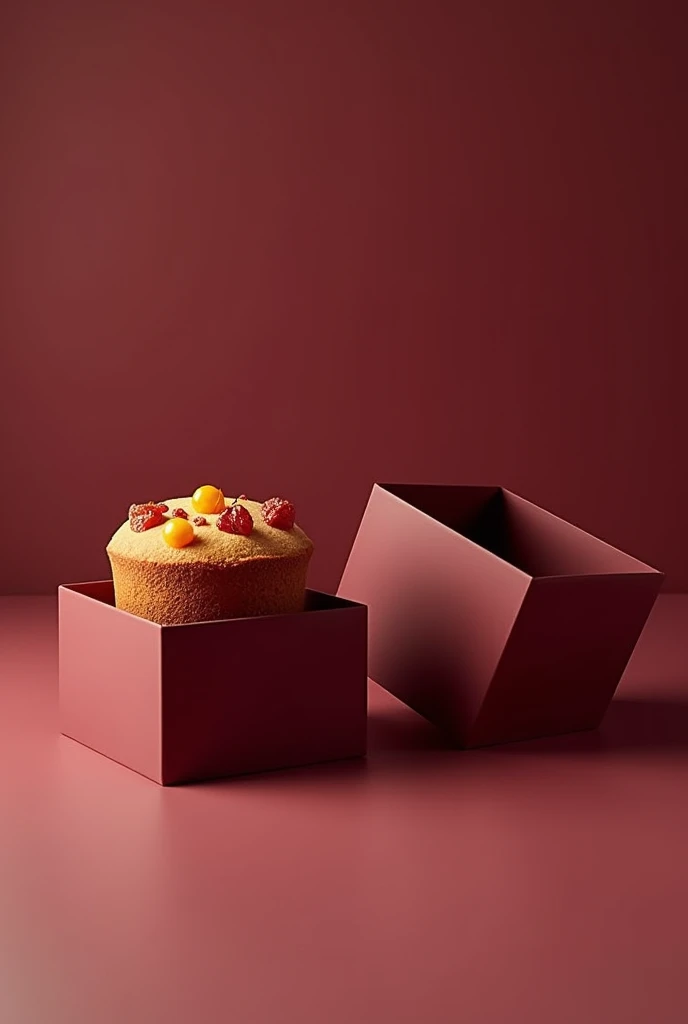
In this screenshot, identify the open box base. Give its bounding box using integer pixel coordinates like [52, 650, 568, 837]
[59, 581, 368, 785]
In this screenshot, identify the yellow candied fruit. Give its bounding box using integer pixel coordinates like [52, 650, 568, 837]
[192, 485, 225, 514]
[162, 518, 195, 548]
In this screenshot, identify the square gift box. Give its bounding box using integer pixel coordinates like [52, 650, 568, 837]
[338, 484, 663, 748]
[59, 581, 367, 784]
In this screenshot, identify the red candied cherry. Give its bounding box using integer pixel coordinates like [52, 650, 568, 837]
[192, 516, 207, 526]
[262, 497, 295, 530]
[172, 508, 189, 519]
[217, 503, 253, 536]
[129, 502, 165, 532]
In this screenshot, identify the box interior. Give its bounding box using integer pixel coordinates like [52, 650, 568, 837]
[382, 485, 654, 577]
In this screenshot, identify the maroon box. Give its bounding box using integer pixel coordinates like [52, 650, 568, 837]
[338, 484, 663, 748]
[59, 581, 367, 784]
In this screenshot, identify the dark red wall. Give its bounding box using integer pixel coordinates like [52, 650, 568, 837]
[1, 0, 686, 593]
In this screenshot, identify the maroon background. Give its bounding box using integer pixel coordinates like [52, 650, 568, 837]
[1, 0, 686, 595]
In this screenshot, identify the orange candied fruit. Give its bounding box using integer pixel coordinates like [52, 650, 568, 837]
[191, 485, 225, 514]
[162, 518, 195, 548]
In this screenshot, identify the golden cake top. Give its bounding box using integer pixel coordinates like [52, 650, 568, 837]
[107, 490, 313, 567]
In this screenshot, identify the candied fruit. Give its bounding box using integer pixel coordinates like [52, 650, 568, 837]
[262, 497, 295, 530]
[192, 485, 225, 514]
[129, 507, 164, 532]
[217, 504, 253, 536]
[162, 518, 194, 548]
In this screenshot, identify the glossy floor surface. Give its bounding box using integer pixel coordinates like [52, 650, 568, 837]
[2, 596, 687, 1024]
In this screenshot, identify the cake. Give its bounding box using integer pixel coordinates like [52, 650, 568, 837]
[106, 486, 313, 625]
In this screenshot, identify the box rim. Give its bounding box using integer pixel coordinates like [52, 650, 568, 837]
[375, 482, 662, 579]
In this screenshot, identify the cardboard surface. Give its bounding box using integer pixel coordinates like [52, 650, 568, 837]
[338, 484, 664, 747]
[59, 583, 367, 784]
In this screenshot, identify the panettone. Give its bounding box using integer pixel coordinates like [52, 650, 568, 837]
[106, 490, 313, 626]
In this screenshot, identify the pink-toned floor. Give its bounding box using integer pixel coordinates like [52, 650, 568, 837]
[1, 596, 687, 1024]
